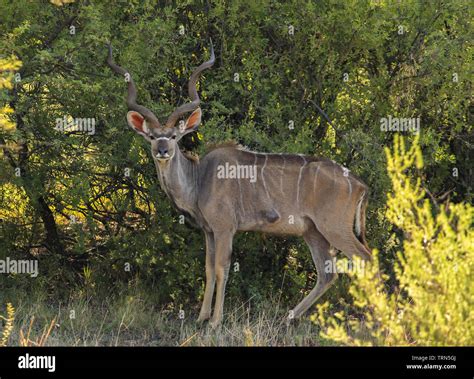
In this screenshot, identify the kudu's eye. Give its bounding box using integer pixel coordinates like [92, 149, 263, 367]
[149, 135, 155, 140]
[171, 135, 177, 140]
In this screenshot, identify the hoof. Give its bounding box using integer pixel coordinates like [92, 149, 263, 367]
[197, 314, 211, 324]
[209, 319, 221, 330]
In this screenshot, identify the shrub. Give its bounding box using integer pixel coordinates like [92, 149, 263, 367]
[315, 135, 473, 346]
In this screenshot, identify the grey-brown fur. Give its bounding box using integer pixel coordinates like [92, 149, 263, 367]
[154, 144, 371, 327]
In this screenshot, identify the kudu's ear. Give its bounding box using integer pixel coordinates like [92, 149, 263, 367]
[127, 111, 150, 137]
[178, 108, 202, 136]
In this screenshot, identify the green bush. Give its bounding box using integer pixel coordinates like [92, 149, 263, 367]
[316, 136, 473, 346]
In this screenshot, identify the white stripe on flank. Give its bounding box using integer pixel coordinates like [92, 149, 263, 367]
[313, 164, 320, 192]
[253, 155, 258, 182]
[355, 192, 365, 236]
[346, 178, 352, 196]
[296, 156, 307, 205]
[237, 174, 245, 214]
[280, 155, 286, 194]
[261, 155, 271, 199]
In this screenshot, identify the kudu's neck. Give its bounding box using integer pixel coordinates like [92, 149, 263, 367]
[154, 147, 199, 214]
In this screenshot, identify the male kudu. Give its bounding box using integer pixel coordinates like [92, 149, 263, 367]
[107, 42, 371, 328]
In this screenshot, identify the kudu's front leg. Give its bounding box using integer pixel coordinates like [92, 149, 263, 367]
[197, 232, 215, 323]
[209, 232, 233, 328]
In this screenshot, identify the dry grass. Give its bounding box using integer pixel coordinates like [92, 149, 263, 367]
[1, 290, 330, 346]
[19, 316, 56, 346]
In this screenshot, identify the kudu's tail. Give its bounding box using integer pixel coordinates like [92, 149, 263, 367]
[354, 190, 370, 251]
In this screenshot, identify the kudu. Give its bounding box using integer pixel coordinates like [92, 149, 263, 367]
[107, 42, 371, 328]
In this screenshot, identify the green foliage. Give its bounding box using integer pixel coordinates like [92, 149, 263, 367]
[0, 55, 22, 131]
[0, 0, 472, 336]
[316, 136, 473, 345]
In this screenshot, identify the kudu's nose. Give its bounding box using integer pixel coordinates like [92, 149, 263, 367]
[158, 147, 168, 156]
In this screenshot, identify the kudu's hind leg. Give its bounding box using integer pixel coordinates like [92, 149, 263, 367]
[197, 231, 216, 323]
[290, 226, 337, 320]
